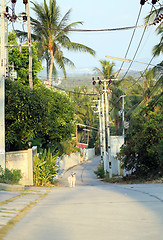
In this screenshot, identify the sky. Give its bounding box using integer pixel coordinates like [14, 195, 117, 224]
[12, 0, 163, 75]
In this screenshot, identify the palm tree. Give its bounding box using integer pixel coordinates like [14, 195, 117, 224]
[93, 60, 124, 135]
[130, 68, 159, 116]
[31, 0, 95, 86]
[145, 6, 163, 57]
[93, 60, 115, 79]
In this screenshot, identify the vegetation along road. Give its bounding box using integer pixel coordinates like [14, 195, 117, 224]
[3, 156, 163, 240]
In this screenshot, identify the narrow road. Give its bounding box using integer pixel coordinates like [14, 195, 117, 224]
[4, 157, 163, 240]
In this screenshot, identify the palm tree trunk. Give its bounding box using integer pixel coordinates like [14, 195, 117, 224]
[49, 49, 53, 86]
[46, 58, 49, 81]
[87, 131, 90, 145]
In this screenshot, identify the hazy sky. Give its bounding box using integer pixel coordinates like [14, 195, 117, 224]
[13, 0, 163, 74]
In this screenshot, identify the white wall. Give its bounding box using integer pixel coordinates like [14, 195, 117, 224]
[59, 152, 81, 172]
[59, 148, 95, 172]
[6, 147, 37, 185]
[110, 136, 124, 175]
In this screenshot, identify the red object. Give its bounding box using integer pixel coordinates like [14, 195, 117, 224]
[77, 143, 88, 149]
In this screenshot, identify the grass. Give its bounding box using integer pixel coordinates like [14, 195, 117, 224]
[104, 174, 163, 184]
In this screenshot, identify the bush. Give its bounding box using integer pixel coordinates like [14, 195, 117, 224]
[0, 166, 22, 184]
[94, 164, 105, 179]
[59, 139, 80, 156]
[117, 111, 163, 178]
[33, 148, 59, 186]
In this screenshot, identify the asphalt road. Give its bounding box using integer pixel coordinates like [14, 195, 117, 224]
[4, 156, 163, 240]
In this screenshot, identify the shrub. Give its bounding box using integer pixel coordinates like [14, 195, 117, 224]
[33, 148, 59, 186]
[0, 166, 22, 184]
[94, 163, 105, 179]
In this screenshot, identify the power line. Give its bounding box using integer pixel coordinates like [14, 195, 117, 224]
[30, 22, 155, 33]
[120, 5, 154, 80]
[115, 5, 143, 78]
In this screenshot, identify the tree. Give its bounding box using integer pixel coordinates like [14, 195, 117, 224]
[8, 32, 42, 86]
[29, 0, 95, 85]
[94, 60, 124, 135]
[5, 79, 76, 151]
[118, 108, 163, 178]
[93, 60, 115, 79]
[130, 69, 162, 117]
[144, 6, 163, 57]
[70, 86, 98, 146]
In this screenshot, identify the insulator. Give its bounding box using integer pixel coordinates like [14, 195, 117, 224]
[152, 0, 158, 4]
[23, 15, 27, 21]
[11, 0, 17, 3]
[140, 0, 146, 5]
[99, 80, 102, 85]
[23, 0, 28, 4]
[6, 6, 9, 12]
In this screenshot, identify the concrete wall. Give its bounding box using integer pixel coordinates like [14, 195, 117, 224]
[59, 148, 95, 172]
[110, 136, 124, 175]
[87, 148, 95, 160]
[110, 136, 124, 156]
[59, 152, 81, 171]
[6, 147, 37, 186]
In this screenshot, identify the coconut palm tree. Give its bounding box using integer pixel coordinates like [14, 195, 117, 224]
[130, 68, 159, 116]
[94, 59, 124, 135]
[144, 6, 163, 57]
[93, 60, 115, 79]
[30, 0, 95, 86]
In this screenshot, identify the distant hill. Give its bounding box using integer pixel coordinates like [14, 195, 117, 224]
[38, 68, 142, 91]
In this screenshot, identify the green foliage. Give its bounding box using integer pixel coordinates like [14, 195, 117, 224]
[8, 32, 42, 86]
[59, 139, 80, 156]
[5, 79, 75, 151]
[94, 164, 105, 179]
[117, 110, 163, 178]
[29, 0, 95, 84]
[0, 166, 22, 184]
[33, 149, 59, 186]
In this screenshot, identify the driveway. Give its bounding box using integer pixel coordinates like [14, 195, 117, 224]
[4, 156, 163, 240]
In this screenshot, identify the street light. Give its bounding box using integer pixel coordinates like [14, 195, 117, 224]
[106, 56, 163, 69]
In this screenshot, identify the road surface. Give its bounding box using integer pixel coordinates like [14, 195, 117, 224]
[4, 156, 163, 240]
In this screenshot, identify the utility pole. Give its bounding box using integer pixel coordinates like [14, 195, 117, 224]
[92, 99, 103, 165]
[104, 80, 112, 178]
[25, 1, 33, 89]
[0, 0, 7, 169]
[120, 95, 126, 138]
[98, 99, 103, 165]
[101, 93, 107, 174]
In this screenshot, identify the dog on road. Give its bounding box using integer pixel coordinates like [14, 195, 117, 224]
[68, 173, 76, 188]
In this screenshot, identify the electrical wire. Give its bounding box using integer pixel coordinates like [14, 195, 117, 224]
[115, 5, 143, 79]
[30, 22, 154, 33]
[120, 5, 154, 81]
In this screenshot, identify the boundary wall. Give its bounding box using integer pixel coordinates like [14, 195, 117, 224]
[6, 146, 37, 185]
[59, 148, 95, 172]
